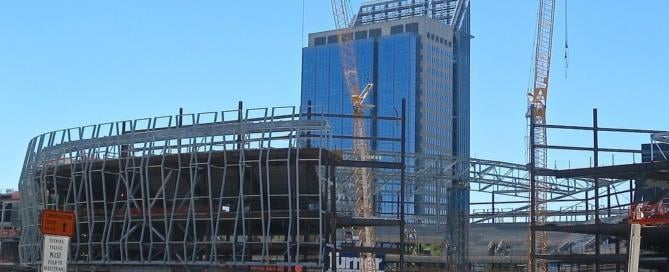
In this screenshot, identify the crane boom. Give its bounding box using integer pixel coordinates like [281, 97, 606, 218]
[330, 1, 377, 272]
[528, 1, 555, 272]
[330, 0, 360, 97]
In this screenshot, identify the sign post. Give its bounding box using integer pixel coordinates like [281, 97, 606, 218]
[40, 209, 75, 272]
[41, 210, 75, 237]
[42, 235, 70, 272]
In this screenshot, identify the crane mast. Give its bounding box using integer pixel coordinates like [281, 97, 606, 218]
[528, 0, 555, 272]
[330, 1, 377, 272]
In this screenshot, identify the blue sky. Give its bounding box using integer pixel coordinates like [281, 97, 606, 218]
[0, 1, 667, 189]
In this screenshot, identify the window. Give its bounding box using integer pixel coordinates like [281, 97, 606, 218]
[3, 204, 12, 222]
[405, 23, 418, 33]
[314, 37, 326, 46]
[355, 30, 368, 40]
[327, 35, 338, 44]
[390, 24, 404, 34]
[369, 28, 382, 37]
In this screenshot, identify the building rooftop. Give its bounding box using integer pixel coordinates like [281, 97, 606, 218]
[356, 0, 468, 28]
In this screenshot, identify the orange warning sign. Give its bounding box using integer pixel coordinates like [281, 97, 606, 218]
[40, 210, 75, 237]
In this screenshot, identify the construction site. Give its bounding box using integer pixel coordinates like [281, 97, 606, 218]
[1, 0, 668, 272]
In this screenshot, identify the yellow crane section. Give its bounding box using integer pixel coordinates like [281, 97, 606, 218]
[527, 1, 555, 272]
[330, 1, 377, 272]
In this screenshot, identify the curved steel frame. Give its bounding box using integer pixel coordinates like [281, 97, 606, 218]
[19, 106, 333, 269]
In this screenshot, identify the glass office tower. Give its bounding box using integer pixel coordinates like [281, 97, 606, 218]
[301, 0, 470, 222]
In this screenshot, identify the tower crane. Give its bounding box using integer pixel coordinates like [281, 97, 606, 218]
[330, 1, 377, 272]
[527, 1, 556, 272]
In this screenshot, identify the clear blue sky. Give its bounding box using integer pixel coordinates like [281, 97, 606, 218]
[0, 1, 667, 189]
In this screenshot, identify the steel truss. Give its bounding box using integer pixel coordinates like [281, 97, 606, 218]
[470, 159, 632, 224]
[335, 152, 632, 227]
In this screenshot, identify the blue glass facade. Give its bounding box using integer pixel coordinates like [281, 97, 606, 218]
[302, 14, 470, 222]
[454, 7, 471, 172]
[376, 34, 417, 154]
[376, 34, 418, 215]
[301, 34, 418, 154]
[301, 34, 419, 216]
[301, 39, 374, 151]
[449, 6, 471, 264]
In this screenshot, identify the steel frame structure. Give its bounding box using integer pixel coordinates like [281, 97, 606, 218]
[338, 151, 627, 225]
[17, 103, 655, 271]
[18, 104, 413, 271]
[650, 132, 669, 161]
[469, 158, 633, 225]
[19, 104, 337, 270]
[335, 150, 631, 270]
[529, 109, 667, 272]
[0, 190, 20, 265]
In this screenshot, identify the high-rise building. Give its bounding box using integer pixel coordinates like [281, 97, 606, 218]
[300, 0, 470, 217]
[302, 0, 469, 159]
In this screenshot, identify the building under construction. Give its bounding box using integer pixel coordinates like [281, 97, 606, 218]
[17, 104, 419, 271]
[0, 189, 21, 268]
[527, 110, 669, 272]
[7, 0, 669, 271]
[14, 104, 669, 272]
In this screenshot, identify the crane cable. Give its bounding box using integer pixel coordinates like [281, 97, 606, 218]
[564, 0, 569, 78]
[301, 0, 305, 47]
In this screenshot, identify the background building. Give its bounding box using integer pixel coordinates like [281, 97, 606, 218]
[302, 0, 470, 158]
[300, 0, 471, 268]
[300, 1, 470, 259]
[0, 189, 20, 266]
